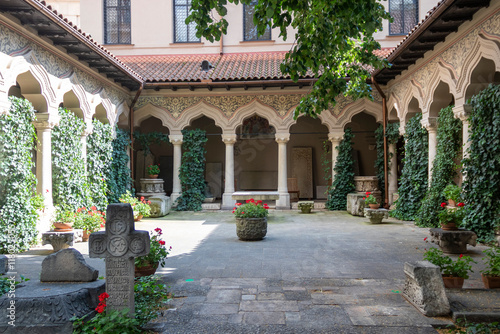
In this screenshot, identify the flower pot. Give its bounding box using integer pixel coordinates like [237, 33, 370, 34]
[368, 204, 380, 209]
[441, 222, 458, 231]
[134, 214, 143, 222]
[482, 274, 500, 289]
[448, 199, 456, 207]
[53, 222, 74, 231]
[134, 262, 159, 277]
[442, 276, 464, 289]
[82, 230, 91, 242]
[236, 217, 267, 241]
[148, 174, 159, 179]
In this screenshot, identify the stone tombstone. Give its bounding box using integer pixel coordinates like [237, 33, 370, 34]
[402, 261, 450, 317]
[41, 248, 98, 282]
[89, 203, 150, 315]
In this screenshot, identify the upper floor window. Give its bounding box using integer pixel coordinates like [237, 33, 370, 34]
[104, 0, 131, 44]
[174, 0, 200, 43]
[243, 0, 271, 41]
[389, 0, 418, 36]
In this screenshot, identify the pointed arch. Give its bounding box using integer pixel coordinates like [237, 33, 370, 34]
[134, 103, 173, 131]
[423, 64, 458, 112]
[228, 99, 283, 132]
[336, 98, 382, 129]
[175, 100, 229, 131]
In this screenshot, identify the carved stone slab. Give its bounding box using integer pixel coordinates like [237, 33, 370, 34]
[402, 261, 450, 317]
[346, 193, 366, 216]
[429, 228, 477, 254]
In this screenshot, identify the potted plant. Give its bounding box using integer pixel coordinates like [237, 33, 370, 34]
[53, 208, 76, 231]
[135, 227, 171, 277]
[146, 164, 160, 179]
[438, 202, 465, 230]
[74, 206, 106, 241]
[443, 184, 462, 207]
[232, 199, 269, 241]
[119, 191, 151, 221]
[481, 246, 500, 289]
[364, 192, 379, 209]
[424, 247, 476, 288]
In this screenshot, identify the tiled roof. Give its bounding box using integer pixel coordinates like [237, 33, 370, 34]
[373, 47, 395, 58]
[118, 52, 292, 82]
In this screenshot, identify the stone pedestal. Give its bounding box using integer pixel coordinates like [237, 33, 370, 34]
[136, 178, 166, 198]
[149, 195, 171, 218]
[429, 228, 477, 254]
[364, 208, 389, 224]
[347, 193, 366, 216]
[402, 261, 450, 317]
[42, 229, 83, 252]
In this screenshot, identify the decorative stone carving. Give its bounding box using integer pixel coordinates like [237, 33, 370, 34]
[364, 208, 389, 224]
[40, 248, 98, 282]
[42, 230, 83, 252]
[149, 195, 171, 218]
[347, 193, 366, 217]
[136, 178, 166, 198]
[402, 261, 450, 317]
[275, 133, 290, 144]
[236, 217, 267, 241]
[429, 228, 477, 254]
[89, 203, 150, 315]
[354, 176, 379, 192]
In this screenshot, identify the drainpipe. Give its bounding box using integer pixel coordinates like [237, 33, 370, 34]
[371, 76, 389, 209]
[129, 83, 144, 187]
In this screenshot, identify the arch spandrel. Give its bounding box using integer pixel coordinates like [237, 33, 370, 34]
[134, 103, 174, 131]
[227, 99, 284, 132]
[174, 100, 229, 131]
[336, 98, 383, 129]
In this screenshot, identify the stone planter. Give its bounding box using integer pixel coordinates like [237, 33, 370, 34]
[236, 217, 267, 241]
[442, 276, 464, 289]
[298, 201, 314, 214]
[482, 274, 500, 289]
[364, 208, 389, 224]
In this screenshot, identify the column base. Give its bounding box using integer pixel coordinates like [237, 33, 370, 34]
[170, 193, 180, 207]
[221, 193, 236, 210]
[276, 193, 290, 210]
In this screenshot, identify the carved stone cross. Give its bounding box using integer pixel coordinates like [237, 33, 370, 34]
[89, 203, 150, 315]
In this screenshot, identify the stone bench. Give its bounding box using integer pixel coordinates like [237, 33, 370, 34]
[364, 208, 389, 224]
[232, 191, 279, 202]
[41, 229, 83, 252]
[429, 228, 477, 254]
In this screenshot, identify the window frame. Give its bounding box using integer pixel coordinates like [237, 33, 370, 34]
[103, 0, 132, 45]
[243, 0, 271, 41]
[388, 0, 419, 36]
[173, 0, 201, 43]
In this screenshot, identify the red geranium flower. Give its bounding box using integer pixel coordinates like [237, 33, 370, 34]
[98, 292, 109, 301]
[459, 254, 463, 258]
[96, 304, 105, 313]
[424, 237, 427, 241]
[457, 202, 465, 207]
[91, 206, 97, 211]
[154, 227, 162, 234]
[236, 203, 242, 206]
[257, 200, 262, 204]
[366, 192, 371, 195]
[440, 202, 447, 208]
[159, 240, 165, 246]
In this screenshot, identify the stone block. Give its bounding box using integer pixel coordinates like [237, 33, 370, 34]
[429, 228, 477, 254]
[346, 193, 366, 216]
[41, 248, 98, 282]
[402, 261, 450, 317]
[364, 208, 389, 224]
[0, 255, 8, 274]
[149, 195, 171, 217]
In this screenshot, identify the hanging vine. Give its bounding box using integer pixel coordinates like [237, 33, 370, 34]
[416, 106, 462, 228]
[462, 84, 500, 242]
[391, 113, 428, 221]
[0, 97, 38, 253]
[108, 128, 133, 203]
[374, 122, 400, 195]
[52, 108, 91, 211]
[134, 131, 169, 157]
[176, 129, 208, 211]
[326, 128, 355, 210]
[87, 120, 113, 211]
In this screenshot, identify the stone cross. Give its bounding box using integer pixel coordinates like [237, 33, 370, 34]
[89, 203, 150, 315]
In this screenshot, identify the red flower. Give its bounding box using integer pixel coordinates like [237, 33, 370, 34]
[263, 204, 269, 209]
[457, 202, 465, 207]
[100, 224, 104, 227]
[242, 212, 245, 214]
[236, 203, 242, 206]
[147, 200, 151, 205]
[440, 202, 447, 208]
[46, 189, 49, 193]
[232, 210, 235, 213]
[141, 197, 145, 201]
[91, 206, 97, 211]
[96, 304, 105, 313]
[366, 192, 371, 195]
[424, 237, 427, 241]
[250, 199, 255, 203]
[77, 208, 82, 213]
[98, 292, 109, 301]
[459, 254, 463, 258]
[256, 200, 262, 204]
[159, 240, 165, 246]
[363, 197, 366, 200]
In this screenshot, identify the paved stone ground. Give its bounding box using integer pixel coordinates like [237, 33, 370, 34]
[135, 210, 490, 334]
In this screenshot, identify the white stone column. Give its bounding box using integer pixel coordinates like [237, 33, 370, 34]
[0, 94, 10, 115]
[275, 133, 290, 209]
[388, 142, 398, 204]
[170, 134, 183, 206]
[222, 134, 237, 210]
[80, 122, 93, 171]
[421, 117, 438, 184]
[328, 131, 344, 181]
[453, 104, 471, 160]
[33, 113, 60, 209]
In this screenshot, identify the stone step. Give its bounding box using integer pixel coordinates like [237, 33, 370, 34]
[447, 289, 500, 322]
[202, 203, 221, 210]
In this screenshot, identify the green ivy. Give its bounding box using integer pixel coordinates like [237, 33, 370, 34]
[134, 131, 169, 157]
[108, 128, 133, 203]
[374, 122, 400, 195]
[52, 108, 91, 211]
[326, 128, 355, 210]
[462, 84, 500, 242]
[87, 120, 113, 211]
[391, 113, 428, 221]
[0, 97, 38, 253]
[415, 106, 462, 227]
[176, 129, 207, 211]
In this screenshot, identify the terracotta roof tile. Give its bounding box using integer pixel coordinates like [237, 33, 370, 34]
[373, 47, 395, 58]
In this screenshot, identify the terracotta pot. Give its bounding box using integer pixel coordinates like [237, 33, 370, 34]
[368, 204, 380, 209]
[482, 274, 500, 289]
[236, 217, 267, 241]
[134, 214, 143, 222]
[448, 199, 456, 207]
[148, 174, 159, 179]
[441, 222, 458, 231]
[53, 222, 74, 231]
[134, 262, 159, 277]
[82, 230, 91, 242]
[442, 276, 464, 289]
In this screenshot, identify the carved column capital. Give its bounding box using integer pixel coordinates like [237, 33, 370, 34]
[221, 134, 237, 145]
[33, 113, 60, 130]
[328, 132, 344, 143]
[421, 117, 438, 132]
[275, 133, 290, 144]
[82, 123, 94, 137]
[453, 104, 471, 122]
[169, 134, 183, 145]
